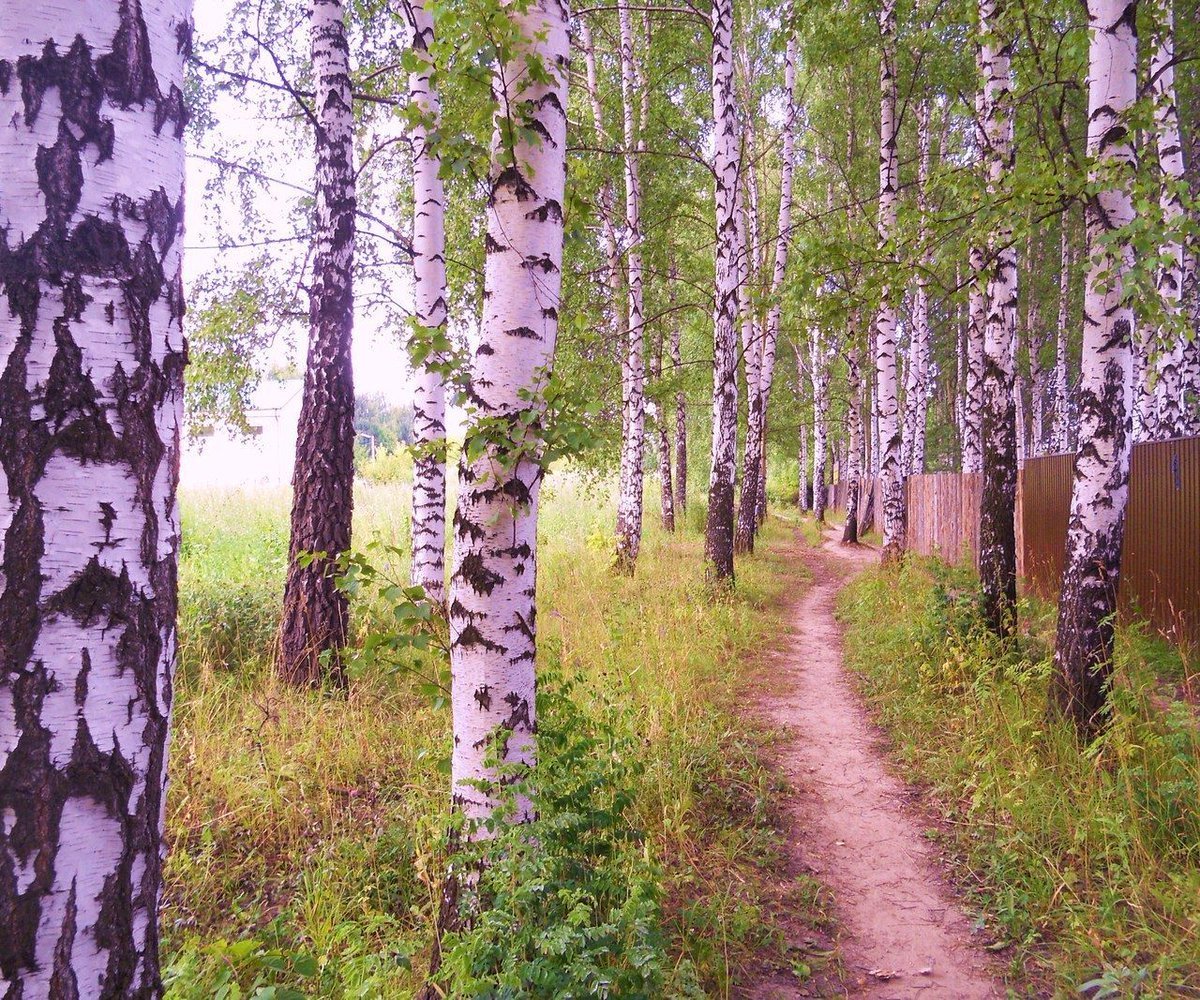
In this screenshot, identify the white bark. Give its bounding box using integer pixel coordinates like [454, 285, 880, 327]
[449, 0, 568, 825]
[1052, 0, 1138, 734]
[1052, 218, 1073, 452]
[1150, 0, 1194, 441]
[705, 0, 740, 580]
[874, 0, 904, 560]
[978, 0, 1019, 632]
[615, 2, 647, 570]
[903, 100, 932, 476]
[670, 263, 688, 513]
[405, 0, 448, 604]
[0, 3, 190, 992]
[811, 321, 833, 522]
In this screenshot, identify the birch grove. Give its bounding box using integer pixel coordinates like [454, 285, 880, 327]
[0, 3, 191, 991]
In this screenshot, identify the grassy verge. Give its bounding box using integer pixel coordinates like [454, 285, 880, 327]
[839, 559, 1200, 997]
[163, 478, 809, 998]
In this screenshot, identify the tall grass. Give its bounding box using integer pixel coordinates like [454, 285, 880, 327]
[164, 476, 808, 997]
[839, 560, 1200, 997]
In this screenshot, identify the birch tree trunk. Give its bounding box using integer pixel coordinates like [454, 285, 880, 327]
[1150, 0, 1193, 441]
[737, 34, 799, 545]
[843, 317, 865, 544]
[874, 0, 904, 561]
[705, 0, 740, 581]
[0, 3, 190, 993]
[652, 331, 676, 532]
[1051, 0, 1137, 736]
[811, 325, 831, 523]
[670, 272, 688, 514]
[734, 184, 764, 554]
[449, 0, 568, 823]
[278, 0, 357, 686]
[405, 0, 448, 605]
[615, 2, 647, 571]
[978, 0, 1019, 635]
[1052, 218, 1073, 452]
[904, 100, 932, 477]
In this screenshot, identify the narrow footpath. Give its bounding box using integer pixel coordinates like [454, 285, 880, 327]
[745, 524, 1005, 999]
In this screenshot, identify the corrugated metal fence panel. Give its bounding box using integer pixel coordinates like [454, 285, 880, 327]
[1122, 436, 1200, 645]
[1007, 437, 1200, 645]
[1018, 453, 1074, 600]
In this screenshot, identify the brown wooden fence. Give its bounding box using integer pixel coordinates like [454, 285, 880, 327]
[823, 437, 1200, 643]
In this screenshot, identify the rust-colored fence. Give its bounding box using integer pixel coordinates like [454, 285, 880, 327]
[1021, 436, 1200, 646]
[823, 438, 1200, 643]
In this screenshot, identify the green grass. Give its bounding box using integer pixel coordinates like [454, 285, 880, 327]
[838, 559, 1200, 997]
[163, 476, 812, 998]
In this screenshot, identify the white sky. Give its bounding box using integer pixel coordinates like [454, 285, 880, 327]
[186, 1, 414, 404]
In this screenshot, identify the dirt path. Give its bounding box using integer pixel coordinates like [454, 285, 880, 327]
[745, 525, 1004, 999]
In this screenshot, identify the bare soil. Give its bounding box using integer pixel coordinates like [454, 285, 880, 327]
[741, 524, 1006, 999]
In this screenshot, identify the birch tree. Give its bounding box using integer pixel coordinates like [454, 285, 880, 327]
[842, 315, 866, 543]
[671, 267, 688, 515]
[1051, 0, 1137, 736]
[811, 320, 833, 523]
[705, 0, 740, 581]
[0, 2, 190, 992]
[903, 99, 933, 477]
[615, 2, 647, 572]
[448, 0, 569, 822]
[739, 32, 799, 546]
[874, 0, 905, 561]
[1051, 217, 1073, 453]
[405, 0, 449, 604]
[1150, 0, 1194, 442]
[278, 0, 357, 686]
[977, 0, 1019, 635]
[652, 331, 676, 532]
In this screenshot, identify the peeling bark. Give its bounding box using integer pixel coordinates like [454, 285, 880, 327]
[903, 100, 932, 477]
[842, 314, 865, 544]
[448, 0, 568, 823]
[670, 267, 687, 515]
[278, 0, 357, 687]
[0, 3, 190, 994]
[1051, 0, 1137, 737]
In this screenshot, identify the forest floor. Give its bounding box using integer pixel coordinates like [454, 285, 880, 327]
[742, 522, 1005, 999]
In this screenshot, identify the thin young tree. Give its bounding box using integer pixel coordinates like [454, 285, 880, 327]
[670, 263, 688, 514]
[977, 0, 1019, 635]
[903, 99, 933, 476]
[843, 311, 866, 543]
[448, 0, 569, 821]
[652, 330, 676, 531]
[405, 0, 449, 604]
[874, 0, 905, 561]
[705, 0, 741, 581]
[615, 1, 648, 571]
[278, 0, 358, 686]
[1051, 216, 1073, 453]
[741, 31, 799, 545]
[1051, 0, 1138, 736]
[0, 3, 191, 992]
